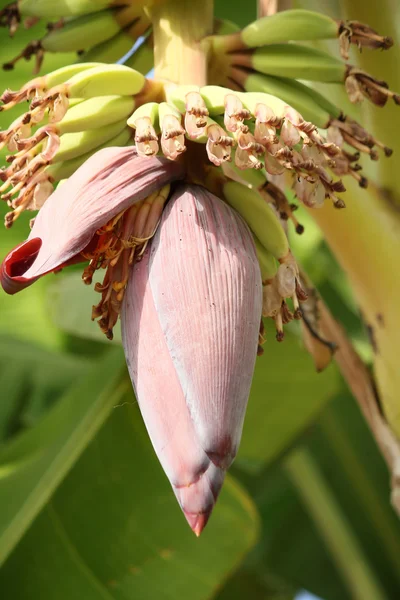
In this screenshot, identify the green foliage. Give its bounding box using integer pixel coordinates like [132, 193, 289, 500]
[0, 402, 259, 599]
[0, 2, 399, 599]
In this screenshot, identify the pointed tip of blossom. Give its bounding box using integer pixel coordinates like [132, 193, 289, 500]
[173, 462, 226, 536]
[183, 510, 212, 537]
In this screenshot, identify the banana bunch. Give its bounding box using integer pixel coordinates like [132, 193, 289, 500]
[165, 84, 361, 202]
[0, 63, 152, 226]
[208, 9, 393, 61]
[207, 9, 399, 127]
[1, 1, 151, 72]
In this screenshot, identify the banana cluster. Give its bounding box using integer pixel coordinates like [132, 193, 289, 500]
[0, 63, 151, 226]
[0, 0, 151, 72]
[128, 85, 351, 206]
[0, 65, 396, 339]
[207, 9, 399, 138]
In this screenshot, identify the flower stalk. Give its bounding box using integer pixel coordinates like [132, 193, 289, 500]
[146, 0, 214, 86]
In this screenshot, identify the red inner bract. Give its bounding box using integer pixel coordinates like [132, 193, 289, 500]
[6, 238, 42, 277]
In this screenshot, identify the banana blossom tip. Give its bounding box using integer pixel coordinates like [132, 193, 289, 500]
[0, 150, 263, 535]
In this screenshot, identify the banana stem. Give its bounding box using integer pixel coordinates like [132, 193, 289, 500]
[307, 178, 400, 440]
[146, 0, 214, 86]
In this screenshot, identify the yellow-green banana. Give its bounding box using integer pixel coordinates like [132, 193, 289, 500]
[232, 44, 347, 84]
[209, 9, 392, 60]
[54, 64, 146, 99]
[241, 10, 339, 46]
[241, 72, 339, 128]
[41, 10, 124, 53]
[80, 29, 136, 63]
[0, 63, 101, 110]
[253, 237, 278, 283]
[127, 102, 159, 156]
[58, 94, 135, 133]
[46, 126, 132, 180]
[124, 37, 154, 75]
[223, 180, 289, 261]
[46, 119, 129, 163]
[18, 0, 122, 19]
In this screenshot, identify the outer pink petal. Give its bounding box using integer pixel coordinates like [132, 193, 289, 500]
[122, 247, 225, 535]
[150, 185, 262, 468]
[1, 147, 185, 294]
[121, 184, 262, 534]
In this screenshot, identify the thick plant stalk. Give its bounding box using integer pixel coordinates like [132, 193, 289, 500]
[147, 0, 213, 85]
[307, 281, 400, 515]
[307, 180, 400, 440]
[340, 0, 400, 201]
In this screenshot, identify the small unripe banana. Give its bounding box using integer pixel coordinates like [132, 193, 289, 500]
[18, 0, 118, 18]
[242, 72, 337, 128]
[58, 64, 146, 99]
[41, 10, 123, 53]
[54, 119, 129, 163]
[241, 10, 339, 47]
[127, 102, 160, 157]
[125, 37, 154, 75]
[223, 180, 289, 261]
[81, 29, 135, 63]
[208, 9, 393, 61]
[253, 237, 278, 283]
[46, 126, 132, 181]
[232, 44, 346, 84]
[158, 102, 186, 160]
[59, 94, 135, 133]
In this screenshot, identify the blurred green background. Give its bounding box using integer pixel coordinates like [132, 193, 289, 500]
[0, 1, 400, 599]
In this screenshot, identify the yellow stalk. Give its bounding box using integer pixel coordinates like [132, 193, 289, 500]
[146, 0, 214, 86]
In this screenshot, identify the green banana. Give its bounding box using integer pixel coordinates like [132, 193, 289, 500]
[51, 119, 129, 163]
[0, 63, 101, 111]
[165, 85, 201, 114]
[80, 29, 135, 63]
[124, 37, 154, 75]
[46, 126, 132, 181]
[127, 101, 159, 156]
[18, 0, 122, 19]
[209, 9, 392, 61]
[253, 236, 278, 283]
[224, 161, 267, 188]
[158, 101, 182, 124]
[58, 94, 135, 133]
[242, 72, 338, 128]
[54, 64, 146, 99]
[241, 10, 339, 47]
[199, 85, 290, 122]
[41, 10, 123, 53]
[158, 102, 186, 160]
[223, 180, 289, 261]
[232, 44, 346, 84]
[127, 101, 159, 129]
[11, 95, 135, 156]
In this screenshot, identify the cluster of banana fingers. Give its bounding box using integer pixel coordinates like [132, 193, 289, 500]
[0, 0, 152, 72]
[0, 62, 365, 340]
[0, 1, 235, 75]
[208, 9, 397, 104]
[0, 63, 156, 226]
